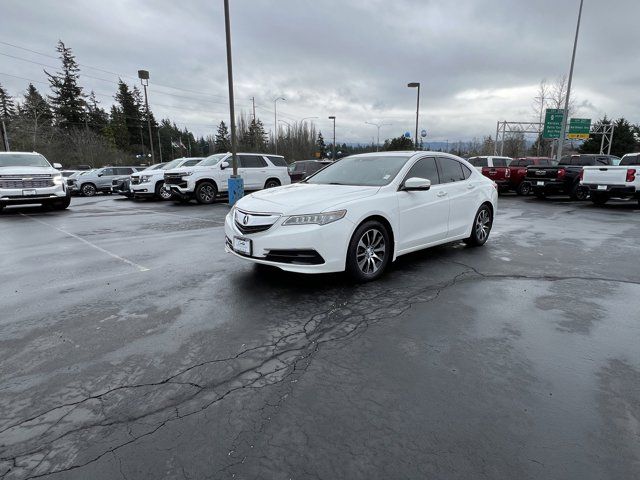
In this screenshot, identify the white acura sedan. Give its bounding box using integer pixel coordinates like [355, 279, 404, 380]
[225, 152, 498, 281]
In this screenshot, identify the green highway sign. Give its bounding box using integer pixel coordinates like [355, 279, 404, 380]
[568, 118, 591, 140]
[543, 108, 564, 139]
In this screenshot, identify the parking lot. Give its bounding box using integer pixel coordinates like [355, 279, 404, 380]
[1, 195, 639, 479]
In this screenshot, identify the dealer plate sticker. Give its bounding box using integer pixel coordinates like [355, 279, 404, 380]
[537, 181, 544, 186]
[597, 185, 607, 190]
[22, 189, 37, 196]
[233, 236, 251, 255]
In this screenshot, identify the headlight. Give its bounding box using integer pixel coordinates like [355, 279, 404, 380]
[182, 172, 194, 177]
[282, 210, 346, 226]
[52, 174, 63, 185]
[140, 175, 151, 183]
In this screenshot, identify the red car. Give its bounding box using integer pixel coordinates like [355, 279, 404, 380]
[508, 157, 555, 195]
[468, 156, 512, 193]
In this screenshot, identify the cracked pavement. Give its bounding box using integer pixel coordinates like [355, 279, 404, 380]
[1, 195, 639, 479]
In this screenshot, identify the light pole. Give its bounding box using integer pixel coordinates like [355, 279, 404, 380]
[556, 0, 584, 163]
[223, 0, 242, 204]
[407, 82, 420, 149]
[328, 116, 336, 160]
[274, 97, 285, 154]
[365, 121, 392, 151]
[138, 70, 155, 163]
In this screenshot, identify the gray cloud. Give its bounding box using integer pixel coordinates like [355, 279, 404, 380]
[1, 0, 638, 143]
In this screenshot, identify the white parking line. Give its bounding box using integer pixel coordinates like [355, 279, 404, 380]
[21, 214, 150, 272]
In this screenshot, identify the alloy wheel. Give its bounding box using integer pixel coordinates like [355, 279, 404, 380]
[82, 184, 96, 196]
[475, 208, 491, 243]
[199, 184, 215, 202]
[160, 187, 172, 200]
[356, 228, 386, 275]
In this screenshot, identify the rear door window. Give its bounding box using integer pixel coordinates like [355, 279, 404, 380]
[101, 168, 115, 176]
[468, 157, 488, 167]
[492, 158, 508, 167]
[116, 168, 133, 175]
[620, 154, 640, 166]
[436, 157, 466, 183]
[239, 155, 267, 168]
[266, 155, 287, 167]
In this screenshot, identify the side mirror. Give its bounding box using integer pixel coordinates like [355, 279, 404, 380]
[97, 173, 103, 177]
[220, 161, 230, 170]
[53, 163, 62, 169]
[402, 177, 431, 191]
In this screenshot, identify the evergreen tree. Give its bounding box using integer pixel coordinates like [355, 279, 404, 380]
[19, 83, 52, 148]
[316, 132, 326, 158]
[0, 83, 15, 119]
[114, 80, 144, 152]
[579, 117, 639, 157]
[105, 105, 129, 151]
[45, 40, 86, 129]
[86, 91, 109, 134]
[214, 121, 230, 153]
[383, 136, 414, 151]
[244, 118, 267, 152]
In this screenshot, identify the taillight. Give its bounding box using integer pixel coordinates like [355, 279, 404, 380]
[557, 168, 566, 180]
[505, 168, 510, 178]
[627, 169, 636, 182]
[578, 170, 583, 181]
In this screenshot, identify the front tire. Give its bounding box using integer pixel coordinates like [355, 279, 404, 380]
[346, 220, 391, 282]
[51, 196, 71, 210]
[195, 181, 217, 204]
[570, 183, 588, 201]
[464, 204, 493, 247]
[81, 183, 97, 197]
[156, 182, 172, 200]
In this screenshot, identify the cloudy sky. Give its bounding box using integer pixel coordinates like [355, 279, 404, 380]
[2, 0, 638, 144]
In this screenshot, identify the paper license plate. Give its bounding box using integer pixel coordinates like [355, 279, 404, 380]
[22, 189, 37, 196]
[536, 181, 544, 186]
[233, 236, 252, 255]
[597, 185, 607, 190]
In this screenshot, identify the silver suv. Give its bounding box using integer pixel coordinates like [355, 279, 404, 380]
[68, 166, 142, 196]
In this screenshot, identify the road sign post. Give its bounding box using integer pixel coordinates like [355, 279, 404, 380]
[568, 118, 591, 140]
[543, 109, 564, 139]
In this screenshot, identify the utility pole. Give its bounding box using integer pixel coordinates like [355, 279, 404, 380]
[407, 82, 420, 149]
[274, 97, 285, 154]
[1, 119, 9, 151]
[365, 121, 391, 152]
[157, 127, 163, 162]
[328, 116, 336, 160]
[223, 0, 243, 204]
[138, 70, 155, 163]
[251, 97, 256, 121]
[556, 0, 584, 163]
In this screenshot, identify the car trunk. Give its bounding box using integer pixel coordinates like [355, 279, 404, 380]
[582, 166, 631, 185]
[526, 166, 563, 180]
[481, 166, 509, 182]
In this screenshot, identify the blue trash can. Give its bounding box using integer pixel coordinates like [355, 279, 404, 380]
[228, 176, 244, 206]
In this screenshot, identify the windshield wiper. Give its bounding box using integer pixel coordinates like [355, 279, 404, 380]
[328, 182, 344, 185]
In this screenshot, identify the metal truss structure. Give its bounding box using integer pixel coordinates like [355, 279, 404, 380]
[494, 120, 616, 156]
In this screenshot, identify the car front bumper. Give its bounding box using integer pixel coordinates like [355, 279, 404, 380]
[223, 210, 354, 274]
[130, 182, 155, 196]
[0, 185, 67, 205]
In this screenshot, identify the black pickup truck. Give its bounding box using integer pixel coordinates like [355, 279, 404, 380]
[525, 154, 619, 200]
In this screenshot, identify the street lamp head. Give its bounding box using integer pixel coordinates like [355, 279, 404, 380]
[407, 82, 419, 88]
[328, 116, 336, 120]
[275, 97, 286, 102]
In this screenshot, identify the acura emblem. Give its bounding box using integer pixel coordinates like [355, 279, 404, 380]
[242, 215, 250, 225]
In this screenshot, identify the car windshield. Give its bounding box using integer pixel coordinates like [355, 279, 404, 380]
[199, 154, 227, 167]
[306, 154, 411, 186]
[0, 153, 51, 167]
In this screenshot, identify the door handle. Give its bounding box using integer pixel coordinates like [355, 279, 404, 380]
[467, 184, 475, 189]
[436, 191, 447, 197]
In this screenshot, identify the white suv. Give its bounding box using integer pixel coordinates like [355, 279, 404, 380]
[0, 152, 70, 212]
[130, 157, 204, 200]
[164, 153, 290, 204]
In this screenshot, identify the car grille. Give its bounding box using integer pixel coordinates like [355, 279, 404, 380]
[130, 177, 140, 185]
[0, 175, 54, 189]
[234, 209, 280, 235]
[264, 249, 325, 265]
[164, 173, 187, 185]
[67, 179, 76, 186]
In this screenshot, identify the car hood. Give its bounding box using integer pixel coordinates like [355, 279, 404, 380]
[164, 165, 213, 175]
[0, 166, 59, 176]
[236, 183, 380, 215]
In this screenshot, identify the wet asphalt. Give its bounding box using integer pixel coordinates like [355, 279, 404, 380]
[0, 194, 639, 480]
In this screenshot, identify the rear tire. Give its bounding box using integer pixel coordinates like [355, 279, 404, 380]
[264, 179, 281, 189]
[195, 181, 217, 204]
[591, 193, 609, 206]
[346, 220, 391, 282]
[570, 183, 588, 201]
[464, 204, 493, 247]
[81, 183, 97, 197]
[516, 182, 531, 196]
